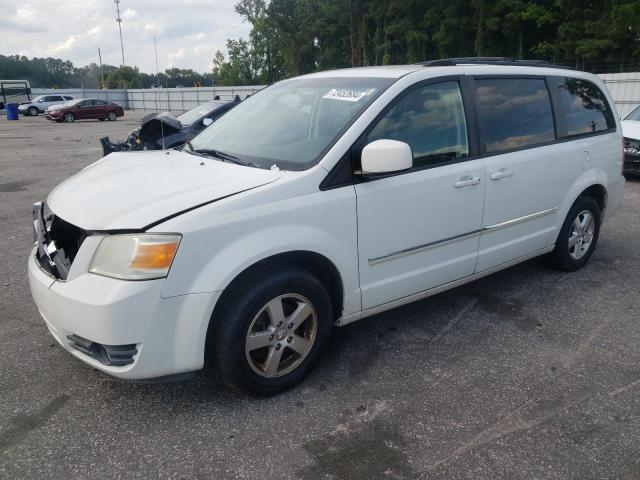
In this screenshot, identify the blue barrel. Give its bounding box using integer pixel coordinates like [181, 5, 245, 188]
[6, 103, 19, 120]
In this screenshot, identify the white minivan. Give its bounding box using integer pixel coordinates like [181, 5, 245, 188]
[28, 59, 624, 394]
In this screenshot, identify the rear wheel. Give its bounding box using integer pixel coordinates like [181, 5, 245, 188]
[28, 106, 38, 116]
[211, 265, 333, 395]
[547, 196, 601, 271]
[106, 111, 117, 121]
[63, 112, 75, 123]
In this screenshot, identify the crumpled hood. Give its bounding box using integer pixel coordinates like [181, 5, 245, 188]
[47, 150, 280, 230]
[622, 120, 640, 140]
[140, 111, 182, 130]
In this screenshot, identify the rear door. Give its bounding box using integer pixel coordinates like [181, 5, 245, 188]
[92, 99, 108, 118]
[473, 76, 562, 271]
[355, 78, 486, 309]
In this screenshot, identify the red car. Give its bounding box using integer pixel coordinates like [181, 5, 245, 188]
[45, 98, 125, 123]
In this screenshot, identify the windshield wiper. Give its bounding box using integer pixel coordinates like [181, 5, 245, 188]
[194, 149, 244, 165]
[184, 142, 245, 165]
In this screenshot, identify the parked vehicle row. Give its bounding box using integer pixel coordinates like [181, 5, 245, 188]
[28, 59, 624, 395]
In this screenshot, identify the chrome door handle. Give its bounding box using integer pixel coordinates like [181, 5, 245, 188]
[490, 168, 513, 180]
[454, 176, 481, 188]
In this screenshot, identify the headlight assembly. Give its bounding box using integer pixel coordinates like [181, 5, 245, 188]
[89, 234, 181, 280]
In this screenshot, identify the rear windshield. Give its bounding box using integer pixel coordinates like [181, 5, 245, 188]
[624, 104, 640, 121]
[190, 77, 394, 171]
[177, 101, 228, 126]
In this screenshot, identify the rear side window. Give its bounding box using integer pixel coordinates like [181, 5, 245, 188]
[557, 78, 615, 136]
[475, 78, 555, 154]
[63, 96, 73, 100]
[366, 81, 469, 168]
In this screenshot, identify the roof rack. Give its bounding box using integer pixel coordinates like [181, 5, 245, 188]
[418, 57, 573, 70]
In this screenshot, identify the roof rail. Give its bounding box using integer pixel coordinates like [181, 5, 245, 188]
[418, 57, 573, 70]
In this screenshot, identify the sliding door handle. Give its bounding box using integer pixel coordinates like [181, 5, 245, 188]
[490, 168, 513, 180]
[454, 176, 481, 188]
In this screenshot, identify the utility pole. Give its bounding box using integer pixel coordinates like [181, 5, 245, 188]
[114, 0, 125, 66]
[154, 36, 160, 87]
[97, 47, 105, 88]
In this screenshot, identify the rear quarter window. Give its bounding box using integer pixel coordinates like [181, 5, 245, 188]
[557, 78, 616, 136]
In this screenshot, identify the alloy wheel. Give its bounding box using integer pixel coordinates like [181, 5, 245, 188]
[244, 294, 318, 378]
[568, 209, 595, 260]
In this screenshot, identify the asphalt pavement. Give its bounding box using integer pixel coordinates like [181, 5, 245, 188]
[1, 113, 640, 479]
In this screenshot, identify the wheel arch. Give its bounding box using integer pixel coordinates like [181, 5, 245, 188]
[580, 183, 607, 212]
[552, 169, 609, 245]
[203, 250, 344, 359]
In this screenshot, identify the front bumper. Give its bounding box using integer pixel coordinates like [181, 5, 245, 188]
[45, 111, 63, 121]
[624, 155, 640, 175]
[28, 247, 219, 379]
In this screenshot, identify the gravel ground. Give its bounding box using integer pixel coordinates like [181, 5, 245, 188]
[1, 113, 640, 479]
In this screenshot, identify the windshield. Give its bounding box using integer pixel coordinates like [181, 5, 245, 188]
[189, 77, 394, 170]
[177, 101, 227, 126]
[625, 105, 640, 121]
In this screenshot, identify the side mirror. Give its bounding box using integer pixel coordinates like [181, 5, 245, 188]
[202, 118, 213, 127]
[361, 139, 413, 175]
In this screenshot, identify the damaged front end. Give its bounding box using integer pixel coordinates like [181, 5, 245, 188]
[100, 112, 183, 157]
[32, 202, 87, 280]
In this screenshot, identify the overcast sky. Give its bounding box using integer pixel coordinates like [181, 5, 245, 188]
[0, 0, 251, 73]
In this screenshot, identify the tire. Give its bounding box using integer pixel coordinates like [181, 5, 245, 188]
[211, 264, 333, 395]
[63, 112, 75, 123]
[106, 111, 117, 121]
[99, 118, 105, 121]
[28, 107, 38, 116]
[547, 196, 601, 271]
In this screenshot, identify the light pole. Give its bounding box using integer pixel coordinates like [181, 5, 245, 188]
[154, 36, 160, 87]
[97, 47, 105, 87]
[114, 0, 125, 66]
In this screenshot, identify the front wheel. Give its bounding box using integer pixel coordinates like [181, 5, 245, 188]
[28, 106, 38, 116]
[211, 265, 333, 395]
[106, 111, 117, 121]
[547, 196, 601, 271]
[63, 112, 75, 123]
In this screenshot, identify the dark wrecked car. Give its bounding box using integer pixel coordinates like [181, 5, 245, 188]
[100, 99, 239, 156]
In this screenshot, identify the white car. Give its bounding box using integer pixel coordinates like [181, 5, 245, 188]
[28, 59, 624, 394]
[19, 94, 74, 116]
[621, 105, 640, 176]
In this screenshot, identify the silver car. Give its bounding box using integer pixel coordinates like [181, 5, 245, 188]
[19, 94, 74, 116]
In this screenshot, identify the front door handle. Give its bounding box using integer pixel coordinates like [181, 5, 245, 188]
[490, 168, 513, 180]
[454, 176, 481, 188]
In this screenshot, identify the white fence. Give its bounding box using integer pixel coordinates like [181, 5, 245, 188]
[32, 86, 265, 112]
[599, 72, 640, 117]
[32, 75, 640, 117]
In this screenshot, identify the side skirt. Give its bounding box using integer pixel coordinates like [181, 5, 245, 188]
[336, 245, 555, 326]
